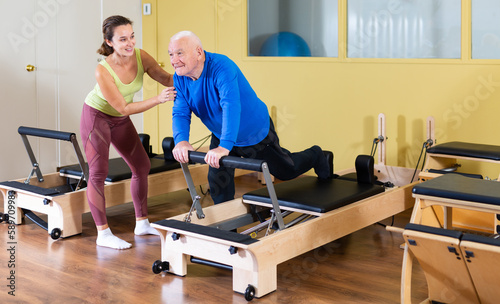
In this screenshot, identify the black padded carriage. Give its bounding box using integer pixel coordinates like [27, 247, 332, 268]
[59, 156, 180, 183]
[242, 176, 384, 214]
[412, 173, 500, 206]
[427, 141, 500, 161]
[243, 154, 384, 214]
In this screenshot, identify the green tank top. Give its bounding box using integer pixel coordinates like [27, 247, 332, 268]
[84, 48, 144, 117]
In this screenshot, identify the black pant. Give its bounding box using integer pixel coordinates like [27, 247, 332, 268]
[208, 119, 321, 204]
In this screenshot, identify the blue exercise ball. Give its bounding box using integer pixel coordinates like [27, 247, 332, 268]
[259, 32, 311, 57]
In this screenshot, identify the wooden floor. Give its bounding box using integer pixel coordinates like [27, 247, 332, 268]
[1, 173, 428, 303]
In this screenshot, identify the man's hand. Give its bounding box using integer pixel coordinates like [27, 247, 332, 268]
[172, 141, 194, 163]
[204, 146, 230, 168]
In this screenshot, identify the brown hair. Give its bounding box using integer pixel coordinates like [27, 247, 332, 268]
[97, 15, 133, 56]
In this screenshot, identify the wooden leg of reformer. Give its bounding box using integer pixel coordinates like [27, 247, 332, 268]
[42, 191, 86, 238]
[402, 198, 422, 303]
[233, 260, 277, 298]
[409, 198, 424, 224]
[401, 243, 414, 304]
[161, 232, 188, 277]
[443, 206, 453, 229]
[410, 197, 441, 228]
[49, 202, 83, 238]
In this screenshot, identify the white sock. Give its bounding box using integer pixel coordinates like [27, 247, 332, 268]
[134, 218, 160, 236]
[96, 228, 132, 250]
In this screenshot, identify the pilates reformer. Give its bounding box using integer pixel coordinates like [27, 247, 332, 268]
[0, 126, 212, 239]
[151, 150, 415, 300]
[401, 173, 500, 303]
[417, 140, 500, 233]
[397, 139, 500, 302]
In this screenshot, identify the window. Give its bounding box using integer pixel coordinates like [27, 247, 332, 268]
[347, 0, 461, 59]
[248, 0, 338, 57]
[472, 0, 500, 59]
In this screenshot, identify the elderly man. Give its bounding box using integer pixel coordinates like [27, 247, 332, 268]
[169, 31, 331, 204]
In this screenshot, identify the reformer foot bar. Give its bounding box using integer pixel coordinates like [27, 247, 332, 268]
[401, 173, 500, 303]
[151, 151, 415, 300]
[0, 127, 211, 239]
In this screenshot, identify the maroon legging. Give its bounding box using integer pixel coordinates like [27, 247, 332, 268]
[80, 103, 150, 226]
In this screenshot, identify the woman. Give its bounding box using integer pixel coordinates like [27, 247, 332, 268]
[80, 15, 175, 249]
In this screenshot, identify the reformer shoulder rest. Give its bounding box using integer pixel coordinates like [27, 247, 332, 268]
[427, 141, 500, 161]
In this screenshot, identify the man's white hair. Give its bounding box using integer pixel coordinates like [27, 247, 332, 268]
[170, 31, 203, 49]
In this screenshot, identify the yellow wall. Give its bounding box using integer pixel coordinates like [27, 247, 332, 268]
[143, 0, 500, 177]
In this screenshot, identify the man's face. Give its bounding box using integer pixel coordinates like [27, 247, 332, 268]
[168, 37, 202, 79]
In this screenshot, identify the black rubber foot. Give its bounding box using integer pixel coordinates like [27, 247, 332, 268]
[245, 284, 255, 301]
[152, 260, 169, 274]
[50, 228, 62, 240]
[0, 213, 9, 223]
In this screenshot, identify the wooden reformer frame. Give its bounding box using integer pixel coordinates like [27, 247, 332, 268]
[151, 150, 416, 300]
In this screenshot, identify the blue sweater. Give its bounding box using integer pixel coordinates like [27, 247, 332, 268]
[172, 51, 270, 151]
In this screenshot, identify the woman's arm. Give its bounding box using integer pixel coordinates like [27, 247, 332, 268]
[96, 65, 173, 116]
[141, 49, 174, 87]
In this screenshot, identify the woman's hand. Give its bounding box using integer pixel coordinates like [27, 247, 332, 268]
[158, 87, 177, 104]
